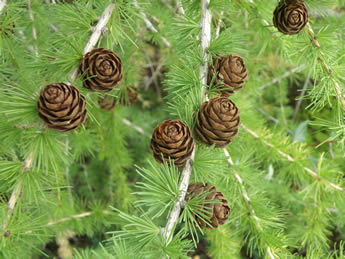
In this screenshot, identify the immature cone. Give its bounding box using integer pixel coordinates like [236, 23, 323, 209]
[273, 0, 308, 35]
[195, 97, 240, 148]
[185, 183, 230, 228]
[98, 95, 116, 111]
[151, 120, 194, 167]
[208, 55, 248, 96]
[37, 83, 87, 132]
[80, 48, 123, 92]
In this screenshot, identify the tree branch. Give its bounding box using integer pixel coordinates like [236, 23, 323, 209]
[0, 0, 6, 13]
[70, 3, 115, 83]
[306, 23, 345, 111]
[133, 0, 171, 48]
[241, 124, 345, 194]
[28, 0, 38, 57]
[162, 0, 211, 245]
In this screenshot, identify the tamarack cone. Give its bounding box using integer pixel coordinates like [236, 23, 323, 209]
[208, 55, 248, 96]
[273, 0, 308, 35]
[37, 83, 87, 132]
[195, 97, 240, 148]
[80, 48, 123, 92]
[185, 183, 230, 228]
[150, 120, 194, 167]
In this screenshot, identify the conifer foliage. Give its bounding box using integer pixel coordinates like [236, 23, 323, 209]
[0, 0, 345, 258]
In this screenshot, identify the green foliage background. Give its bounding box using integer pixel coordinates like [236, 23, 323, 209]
[0, 0, 345, 258]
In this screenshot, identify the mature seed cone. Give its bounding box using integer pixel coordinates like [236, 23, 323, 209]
[273, 0, 308, 35]
[185, 183, 230, 228]
[80, 48, 123, 92]
[37, 83, 87, 132]
[0, 10, 16, 37]
[195, 97, 240, 148]
[208, 55, 248, 96]
[150, 120, 194, 167]
[98, 95, 116, 111]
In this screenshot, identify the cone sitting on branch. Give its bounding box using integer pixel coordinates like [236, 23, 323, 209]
[195, 97, 240, 148]
[37, 83, 87, 132]
[98, 87, 138, 111]
[98, 95, 116, 111]
[80, 48, 123, 92]
[150, 120, 194, 167]
[185, 183, 230, 229]
[208, 55, 248, 96]
[273, 0, 308, 35]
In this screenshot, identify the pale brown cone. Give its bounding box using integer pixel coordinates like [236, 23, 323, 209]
[98, 95, 116, 111]
[37, 83, 87, 132]
[80, 48, 123, 92]
[185, 183, 230, 229]
[150, 120, 194, 167]
[195, 97, 240, 148]
[273, 0, 308, 35]
[208, 55, 248, 96]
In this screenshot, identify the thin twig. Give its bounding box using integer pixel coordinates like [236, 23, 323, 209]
[82, 164, 96, 203]
[28, 0, 38, 57]
[293, 76, 310, 120]
[121, 118, 150, 137]
[215, 11, 224, 39]
[162, 0, 211, 244]
[258, 65, 306, 90]
[257, 108, 280, 124]
[2, 152, 33, 235]
[223, 149, 275, 259]
[24, 210, 112, 234]
[64, 138, 73, 207]
[70, 3, 115, 83]
[176, 0, 185, 15]
[133, 0, 171, 48]
[306, 23, 345, 111]
[0, 0, 6, 13]
[241, 124, 345, 194]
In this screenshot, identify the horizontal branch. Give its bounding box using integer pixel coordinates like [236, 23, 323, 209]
[133, 0, 171, 48]
[241, 124, 345, 194]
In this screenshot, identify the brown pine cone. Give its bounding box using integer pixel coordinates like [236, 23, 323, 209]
[195, 97, 240, 148]
[37, 83, 87, 132]
[122, 87, 138, 105]
[79, 48, 123, 92]
[185, 183, 230, 228]
[98, 95, 116, 111]
[273, 0, 308, 35]
[208, 55, 247, 96]
[0, 10, 15, 37]
[151, 120, 194, 167]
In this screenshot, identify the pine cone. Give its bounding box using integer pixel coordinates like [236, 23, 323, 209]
[185, 183, 230, 228]
[98, 95, 116, 111]
[0, 10, 15, 37]
[122, 87, 138, 105]
[151, 120, 194, 167]
[80, 48, 123, 92]
[195, 97, 240, 148]
[37, 83, 87, 132]
[273, 0, 308, 35]
[208, 55, 247, 96]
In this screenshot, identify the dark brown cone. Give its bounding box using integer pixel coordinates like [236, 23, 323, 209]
[273, 0, 308, 35]
[37, 83, 87, 132]
[185, 183, 230, 229]
[195, 97, 240, 148]
[0, 10, 16, 37]
[79, 48, 123, 93]
[98, 95, 116, 111]
[208, 55, 248, 96]
[150, 120, 194, 167]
